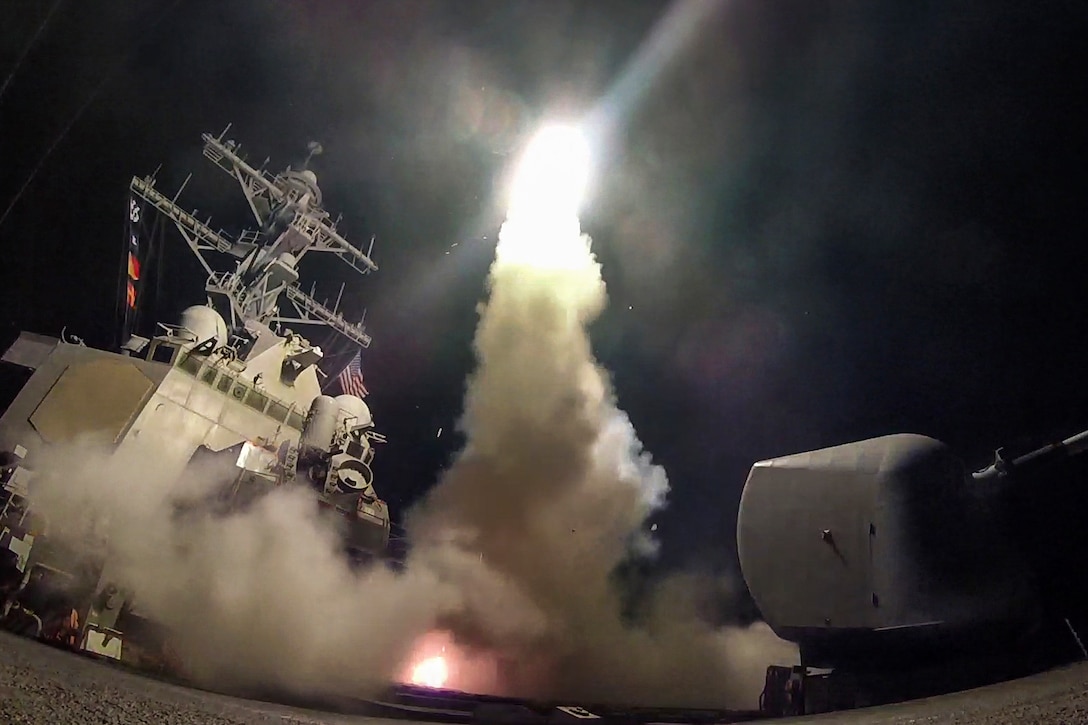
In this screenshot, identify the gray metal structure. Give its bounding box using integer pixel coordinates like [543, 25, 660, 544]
[741, 428, 1088, 716]
[129, 125, 376, 346]
[0, 130, 390, 666]
[737, 434, 1039, 668]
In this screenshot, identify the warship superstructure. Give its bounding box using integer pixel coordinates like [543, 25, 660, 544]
[0, 127, 390, 667]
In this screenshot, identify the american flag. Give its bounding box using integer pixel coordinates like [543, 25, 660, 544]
[336, 350, 369, 398]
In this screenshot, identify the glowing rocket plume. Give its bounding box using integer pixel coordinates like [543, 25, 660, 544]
[404, 124, 795, 706]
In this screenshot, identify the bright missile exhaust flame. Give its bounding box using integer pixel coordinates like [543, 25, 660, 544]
[502, 123, 593, 270]
[400, 631, 509, 695]
[508, 124, 590, 220]
[410, 656, 449, 689]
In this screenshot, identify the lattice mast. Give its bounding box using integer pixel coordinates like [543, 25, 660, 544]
[129, 125, 376, 349]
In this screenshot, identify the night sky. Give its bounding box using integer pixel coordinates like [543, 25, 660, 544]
[2, 0, 1087, 579]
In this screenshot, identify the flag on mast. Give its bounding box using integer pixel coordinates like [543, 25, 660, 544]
[127, 247, 141, 282]
[336, 350, 369, 398]
[122, 197, 146, 338]
[126, 231, 141, 310]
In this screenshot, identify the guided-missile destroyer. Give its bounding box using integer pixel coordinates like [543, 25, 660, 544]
[0, 127, 390, 667]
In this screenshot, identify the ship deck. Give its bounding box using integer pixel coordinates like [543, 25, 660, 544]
[4, 631, 1088, 724]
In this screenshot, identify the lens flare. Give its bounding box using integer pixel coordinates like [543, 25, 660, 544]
[410, 656, 449, 689]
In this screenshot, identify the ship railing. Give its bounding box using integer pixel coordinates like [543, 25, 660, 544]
[237, 229, 263, 246]
[205, 271, 240, 296]
[202, 142, 224, 165]
[174, 349, 307, 432]
[130, 177, 233, 254]
[280, 285, 373, 348]
[200, 130, 379, 277]
[201, 133, 282, 200]
[281, 210, 378, 275]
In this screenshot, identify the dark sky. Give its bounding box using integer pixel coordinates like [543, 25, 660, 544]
[2, 0, 1087, 575]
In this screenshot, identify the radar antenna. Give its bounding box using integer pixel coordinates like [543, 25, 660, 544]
[129, 125, 377, 349]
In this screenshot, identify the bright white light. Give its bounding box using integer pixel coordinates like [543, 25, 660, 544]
[498, 123, 593, 270]
[411, 656, 449, 689]
[508, 124, 591, 221]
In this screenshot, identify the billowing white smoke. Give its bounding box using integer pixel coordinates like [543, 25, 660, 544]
[26, 439, 450, 696]
[24, 125, 796, 708]
[403, 127, 797, 705]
